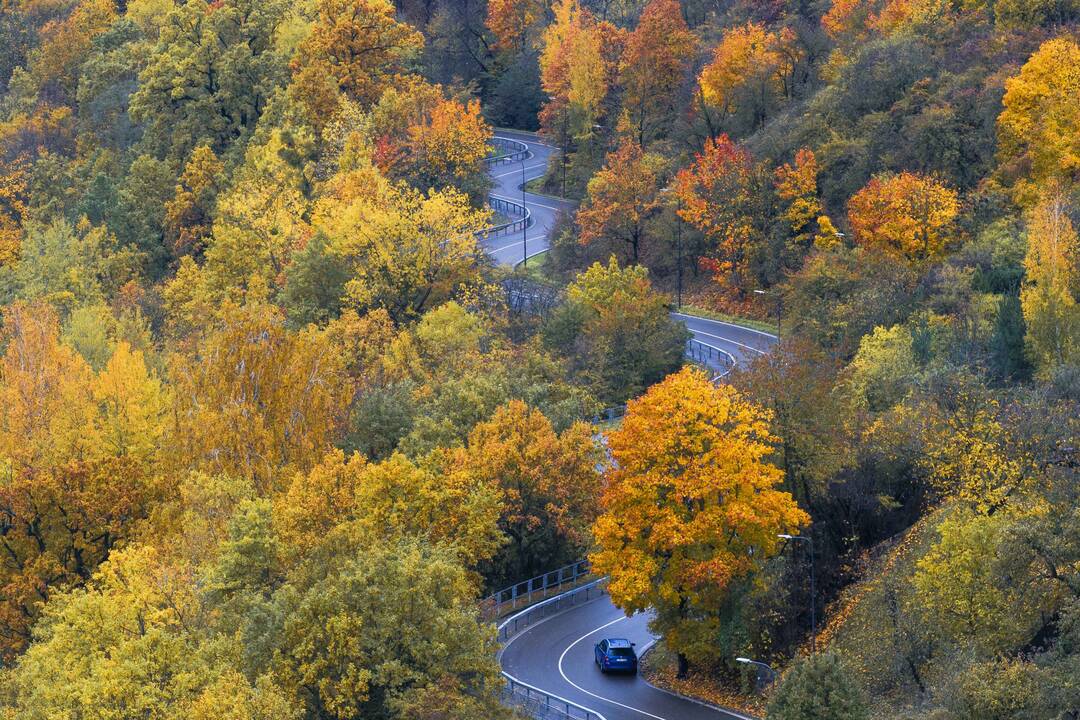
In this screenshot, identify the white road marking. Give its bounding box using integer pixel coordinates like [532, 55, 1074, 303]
[558, 615, 675, 720]
[671, 312, 778, 340]
[488, 234, 548, 254]
[682, 328, 768, 355]
[493, 163, 548, 178]
[490, 193, 570, 213]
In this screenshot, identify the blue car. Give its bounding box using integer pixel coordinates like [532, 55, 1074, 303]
[594, 637, 638, 674]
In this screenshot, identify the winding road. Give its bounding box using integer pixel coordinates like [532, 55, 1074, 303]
[481, 131, 776, 370]
[483, 133, 776, 720]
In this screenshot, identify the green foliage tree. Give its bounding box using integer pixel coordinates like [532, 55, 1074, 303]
[129, 0, 288, 160]
[263, 537, 509, 720]
[544, 258, 688, 403]
[766, 653, 869, 720]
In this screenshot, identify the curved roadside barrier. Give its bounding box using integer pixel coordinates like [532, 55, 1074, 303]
[486, 136, 531, 165]
[497, 576, 610, 720]
[481, 195, 531, 239]
[685, 337, 738, 379]
[484, 560, 593, 621]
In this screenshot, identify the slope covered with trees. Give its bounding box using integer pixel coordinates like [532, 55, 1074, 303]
[1, 0, 1078, 717]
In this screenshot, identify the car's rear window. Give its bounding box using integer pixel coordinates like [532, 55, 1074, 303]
[610, 647, 634, 657]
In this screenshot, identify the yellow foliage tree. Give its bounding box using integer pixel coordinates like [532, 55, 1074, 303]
[539, 0, 611, 139]
[291, 0, 423, 112]
[847, 171, 958, 262]
[591, 367, 808, 673]
[774, 148, 823, 249]
[92, 341, 169, 463]
[275, 449, 504, 566]
[698, 22, 799, 125]
[0, 302, 97, 472]
[314, 174, 489, 321]
[163, 144, 223, 259]
[914, 509, 1048, 653]
[0, 158, 27, 266]
[998, 37, 1080, 200]
[922, 390, 1034, 515]
[1020, 187, 1080, 375]
[168, 291, 347, 493]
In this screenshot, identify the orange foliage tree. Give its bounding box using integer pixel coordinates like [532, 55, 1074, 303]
[617, 0, 696, 147]
[823, 0, 949, 45]
[404, 97, 492, 202]
[487, 0, 550, 53]
[0, 304, 162, 658]
[445, 400, 601, 584]
[673, 134, 766, 292]
[0, 157, 27, 266]
[591, 367, 809, 675]
[698, 22, 800, 129]
[576, 140, 666, 263]
[168, 291, 348, 494]
[846, 171, 959, 262]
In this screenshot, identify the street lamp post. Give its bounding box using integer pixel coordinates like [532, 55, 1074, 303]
[753, 289, 782, 341]
[779, 533, 816, 653]
[660, 186, 683, 309]
[521, 153, 528, 267]
[674, 201, 683, 308]
[735, 657, 777, 688]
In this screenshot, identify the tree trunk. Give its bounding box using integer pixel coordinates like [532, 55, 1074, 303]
[676, 652, 689, 679]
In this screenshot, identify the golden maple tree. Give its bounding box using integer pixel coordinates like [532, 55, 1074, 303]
[846, 171, 958, 262]
[591, 367, 809, 674]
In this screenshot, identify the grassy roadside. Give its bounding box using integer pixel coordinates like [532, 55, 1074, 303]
[675, 304, 778, 336]
[639, 641, 765, 718]
[513, 250, 558, 285]
[524, 176, 577, 202]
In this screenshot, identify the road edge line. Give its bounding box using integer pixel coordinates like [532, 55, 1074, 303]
[498, 579, 611, 720]
[671, 311, 778, 341]
[635, 641, 760, 720]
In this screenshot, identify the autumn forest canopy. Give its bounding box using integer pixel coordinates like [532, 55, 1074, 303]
[0, 0, 1079, 717]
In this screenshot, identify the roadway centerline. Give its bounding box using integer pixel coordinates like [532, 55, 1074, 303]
[558, 616, 674, 720]
[492, 163, 549, 178]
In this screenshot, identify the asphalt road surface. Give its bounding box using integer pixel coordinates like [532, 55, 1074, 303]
[483, 132, 778, 373]
[501, 593, 753, 720]
[486, 134, 774, 720]
[482, 130, 576, 266]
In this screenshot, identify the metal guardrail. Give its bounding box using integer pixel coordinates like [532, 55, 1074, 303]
[483, 560, 592, 620]
[502, 675, 607, 720]
[497, 576, 610, 720]
[486, 137, 530, 165]
[686, 337, 736, 377]
[480, 194, 531, 239]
